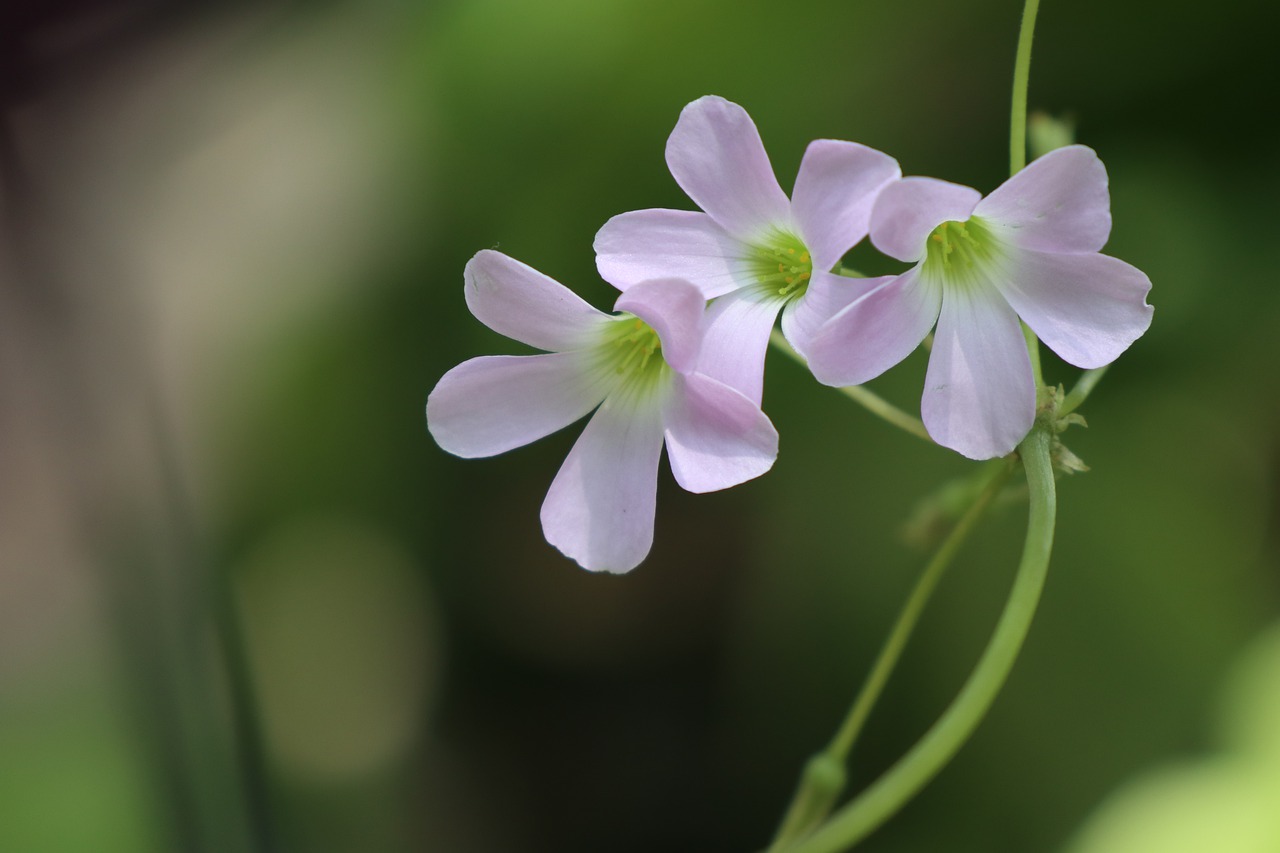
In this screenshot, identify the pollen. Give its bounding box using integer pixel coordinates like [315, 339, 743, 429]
[750, 232, 813, 299]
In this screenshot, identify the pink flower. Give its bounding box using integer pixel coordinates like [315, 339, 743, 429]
[594, 95, 900, 405]
[426, 250, 779, 572]
[806, 145, 1154, 459]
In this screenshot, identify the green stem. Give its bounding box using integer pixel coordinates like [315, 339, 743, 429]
[1022, 323, 1044, 392]
[783, 427, 1057, 853]
[769, 330, 931, 443]
[1011, 0, 1044, 387]
[767, 457, 1016, 850]
[1060, 365, 1108, 416]
[1009, 0, 1041, 176]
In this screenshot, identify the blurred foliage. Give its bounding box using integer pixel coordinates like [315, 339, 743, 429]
[2, 0, 1278, 851]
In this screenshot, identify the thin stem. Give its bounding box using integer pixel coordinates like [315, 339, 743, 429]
[1009, 0, 1042, 176]
[767, 457, 1016, 850]
[1022, 322, 1044, 391]
[1011, 0, 1044, 387]
[826, 459, 1015, 760]
[769, 330, 931, 443]
[1060, 365, 1109, 416]
[783, 426, 1057, 853]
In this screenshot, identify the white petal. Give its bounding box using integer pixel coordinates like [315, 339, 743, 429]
[614, 278, 708, 375]
[791, 140, 901, 271]
[806, 268, 941, 387]
[465, 250, 609, 352]
[664, 374, 778, 494]
[870, 178, 983, 263]
[427, 353, 608, 458]
[974, 145, 1111, 254]
[696, 290, 783, 407]
[922, 287, 1034, 460]
[665, 96, 793, 241]
[780, 270, 890, 360]
[593, 209, 747, 298]
[539, 394, 667, 573]
[992, 249, 1153, 369]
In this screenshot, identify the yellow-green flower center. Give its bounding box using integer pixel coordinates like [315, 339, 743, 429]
[921, 217, 1000, 288]
[596, 314, 669, 394]
[749, 232, 813, 299]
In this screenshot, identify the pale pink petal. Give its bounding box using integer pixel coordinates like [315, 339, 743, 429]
[696, 290, 783, 406]
[791, 140, 901, 271]
[665, 96, 792, 241]
[614, 278, 707, 374]
[922, 287, 1034, 460]
[539, 394, 667, 573]
[593, 209, 747, 297]
[427, 353, 609, 458]
[806, 268, 941, 388]
[780, 270, 891, 359]
[974, 145, 1111, 254]
[870, 178, 983, 263]
[663, 374, 778, 494]
[464, 250, 609, 352]
[991, 250, 1154, 369]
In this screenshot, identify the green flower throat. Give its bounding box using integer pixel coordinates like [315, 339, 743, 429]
[598, 315, 668, 393]
[750, 232, 813, 298]
[921, 218, 1000, 285]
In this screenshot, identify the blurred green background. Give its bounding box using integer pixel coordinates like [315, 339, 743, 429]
[1, 0, 1277, 850]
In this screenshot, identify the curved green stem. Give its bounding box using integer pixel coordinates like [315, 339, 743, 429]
[783, 426, 1057, 853]
[769, 330, 931, 443]
[767, 457, 1016, 850]
[1009, 0, 1041, 176]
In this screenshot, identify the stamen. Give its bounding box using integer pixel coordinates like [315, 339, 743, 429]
[922, 217, 1000, 286]
[601, 314, 666, 390]
[749, 232, 814, 298]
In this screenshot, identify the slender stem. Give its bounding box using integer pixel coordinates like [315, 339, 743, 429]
[1009, 0, 1042, 176]
[826, 459, 1015, 760]
[1011, 0, 1045, 387]
[783, 427, 1057, 853]
[1022, 322, 1044, 391]
[1060, 365, 1109, 416]
[767, 458, 1016, 850]
[769, 330, 931, 443]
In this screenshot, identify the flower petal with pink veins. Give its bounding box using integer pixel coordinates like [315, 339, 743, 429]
[593, 209, 747, 297]
[870, 178, 983, 263]
[993, 250, 1153, 369]
[975, 145, 1112, 255]
[922, 287, 1034, 460]
[539, 395, 666, 573]
[791, 140, 901, 271]
[807, 268, 941, 388]
[427, 353, 609, 458]
[464, 250, 609, 352]
[665, 96, 793, 241]
[664, 374, 778, 494]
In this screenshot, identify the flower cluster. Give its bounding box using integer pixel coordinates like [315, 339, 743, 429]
[427, 95, 1153, 572]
